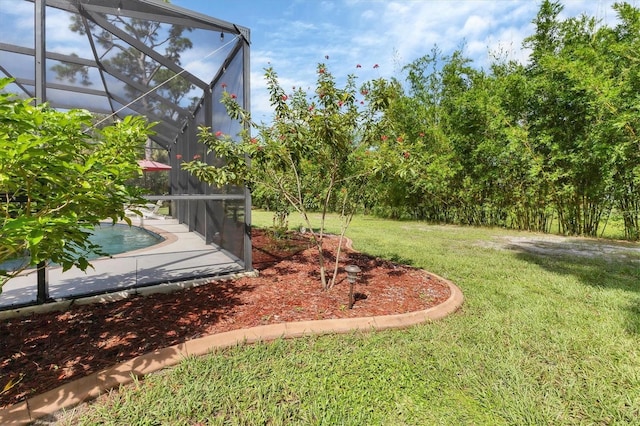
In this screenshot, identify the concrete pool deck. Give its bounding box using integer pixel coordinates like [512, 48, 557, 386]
[0, 217, 245, 310]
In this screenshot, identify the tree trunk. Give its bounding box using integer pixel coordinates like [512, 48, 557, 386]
[316, 241, 328, 290]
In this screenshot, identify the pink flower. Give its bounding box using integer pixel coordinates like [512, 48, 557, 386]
[221, 83, 227, 89]
[231, 93, 237, 99]
[176, 154, 182, 160]
[282, 94, 288, 101]
[373, 64, 379, 69]
[397, 136, 403, 142]
[356, 64, 362, 68]
[361, 89, 368, 95]
[338, 100, 344, 107]
[360, 101, 364, 105]
[193, 154, 202, 160]
[215, 131, 223, 137]
[250, 138, 258, 144]
[403, 151, 410, 159]
[308, 105, 314, 111]
[419, 132, 425, 137]
[381, 135, 388, 141]
[319, 68, 325, 74]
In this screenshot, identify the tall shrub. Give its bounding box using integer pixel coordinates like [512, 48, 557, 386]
[0, 79, 152, 289]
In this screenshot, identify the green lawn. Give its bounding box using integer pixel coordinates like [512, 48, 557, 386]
[66, 211, 640, 425]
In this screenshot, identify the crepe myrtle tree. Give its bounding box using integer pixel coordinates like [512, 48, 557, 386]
[0, 78, 153, 290]
[182, 63, 396, 290]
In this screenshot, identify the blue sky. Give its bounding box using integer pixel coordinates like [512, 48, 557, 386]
[172, 0, 624, 121]
[0, 1, 627, 123]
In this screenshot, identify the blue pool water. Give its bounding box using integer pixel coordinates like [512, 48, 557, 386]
[0, 223, 164, 271]
[91, 223, 164, 255]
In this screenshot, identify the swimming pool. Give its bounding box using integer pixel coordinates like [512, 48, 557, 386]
[92, 223, 164, 256]
[0, 223, 164, 272]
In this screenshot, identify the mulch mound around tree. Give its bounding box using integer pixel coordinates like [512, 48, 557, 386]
[0, 228, 451, 408]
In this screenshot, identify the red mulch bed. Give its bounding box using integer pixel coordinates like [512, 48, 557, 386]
[0, 229, 451, 408]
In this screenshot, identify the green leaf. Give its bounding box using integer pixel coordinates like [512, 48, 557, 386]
[27, 230, 45, 246]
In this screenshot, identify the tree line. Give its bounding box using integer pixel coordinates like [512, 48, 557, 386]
[330, 0, 639, 240]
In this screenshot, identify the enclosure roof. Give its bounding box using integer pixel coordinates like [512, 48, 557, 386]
[0, 0, 250, 149]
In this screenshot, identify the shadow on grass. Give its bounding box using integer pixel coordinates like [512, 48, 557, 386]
[509, 240, 639, 293]
[510, 240, 640, 335]
[385, 253, 416, 267]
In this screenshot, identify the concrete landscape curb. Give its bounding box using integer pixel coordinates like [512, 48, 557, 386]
[0, 276, 463, 425]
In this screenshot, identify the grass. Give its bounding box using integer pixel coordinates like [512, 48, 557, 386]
[63, 210, 640, 425]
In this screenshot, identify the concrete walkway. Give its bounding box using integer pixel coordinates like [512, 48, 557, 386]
[0, 278, 464, 425]
[0, 218, 244, 309]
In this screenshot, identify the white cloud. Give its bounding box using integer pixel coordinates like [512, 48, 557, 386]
[361, 9, 376, 20]
[0, 1, 34, 46]
[319, 1, 337, 13]
[462, 15, 492, 38]
[249, 86, 272, 123]
[45, 9, 86, 46]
